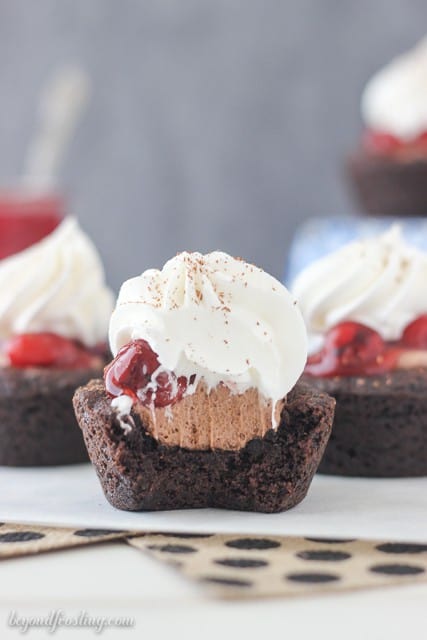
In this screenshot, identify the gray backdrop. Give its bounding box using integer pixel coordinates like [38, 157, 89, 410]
[0, 1, 425, 290]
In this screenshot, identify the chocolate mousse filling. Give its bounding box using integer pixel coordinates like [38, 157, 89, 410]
[131, 382, 284, 450]
[73, 379, 335, 512]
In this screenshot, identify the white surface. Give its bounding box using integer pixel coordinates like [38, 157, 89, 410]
[1, 464, 427, 542]
[0, 542, 426, 640]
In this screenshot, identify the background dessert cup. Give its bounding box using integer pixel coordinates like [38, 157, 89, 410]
[74, 251, 335, 512]
[347, 36, 427, 216]
[292, 226, 427, 477]
[0, 214, 114, 466]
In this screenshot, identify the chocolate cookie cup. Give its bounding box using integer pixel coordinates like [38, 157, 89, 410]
[303, 369, 427, 477]
[347, 151, 427, 217]
[73, 379, 334, 512]
[0, 365, 104, 466]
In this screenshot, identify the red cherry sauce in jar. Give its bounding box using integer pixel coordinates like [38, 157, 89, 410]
[0, 188, 63, 260]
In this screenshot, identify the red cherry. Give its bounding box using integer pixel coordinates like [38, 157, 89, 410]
[104, 339, 160, 398]
[104, 339, 189, 408]
[327, 322, 384, 365]
[306, 321, 395, 377]
[363, 129, 403, 155]
[139, 371, 187, 408]
[401, 315, 427, 349]
[363, 128, 427, 158]
[6, 332, 94, 368]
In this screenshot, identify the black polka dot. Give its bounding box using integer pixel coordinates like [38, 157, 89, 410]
[147, 544, 198, 554]
[297, 550, 352, 562]
[286, 572, 340, 584]
[0, 531, 45, 543]
[201, 576, 253, 588]
[369, 563, 425, 576]
[74, 529, 123, 537]
[150, 532, 212, 539]
[305, 538, 356, 544]
[225, 538, 280, 550]
[214, 558, 268, 569]
[376, 543, 427, 555]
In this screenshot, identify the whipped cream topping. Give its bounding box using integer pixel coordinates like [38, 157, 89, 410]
[292, 226, 427, 353]
[362, 36, 427, 140]
[0, 217, 114, 346]
[109, 251, 307, 426]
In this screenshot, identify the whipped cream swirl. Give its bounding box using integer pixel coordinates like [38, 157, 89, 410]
[362, 36, 427, 140]
[292, 226, 427, 353]
[109, 251, 307, 423]
[0, 217, 114, 346]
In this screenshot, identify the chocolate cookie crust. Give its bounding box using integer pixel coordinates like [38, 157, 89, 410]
[347, 150, 427, 217]
[0, 366, 103, 466]
[73, 380, 335, 513]
[304, 369, 427, 477]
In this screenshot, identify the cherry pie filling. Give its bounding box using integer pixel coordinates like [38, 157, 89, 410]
[104, 339, 194, 409]
[1, 333, 105, 370]
[306, 316, 427, 377]
[363, 129, 427, 158]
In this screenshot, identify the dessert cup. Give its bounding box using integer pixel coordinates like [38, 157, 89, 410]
[74, 251, 335, 512]
[347, 37, 427, 217]
[292, 226, 427, 477]
[0, 216, 113, 466]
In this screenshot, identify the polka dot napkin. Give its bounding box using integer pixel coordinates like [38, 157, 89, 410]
[0, 523, 426, 599]
[128, 533, 427, 598]
[0, 523, 130, 557]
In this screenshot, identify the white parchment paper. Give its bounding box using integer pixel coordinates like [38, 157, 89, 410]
[1, 464, 426, 542]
